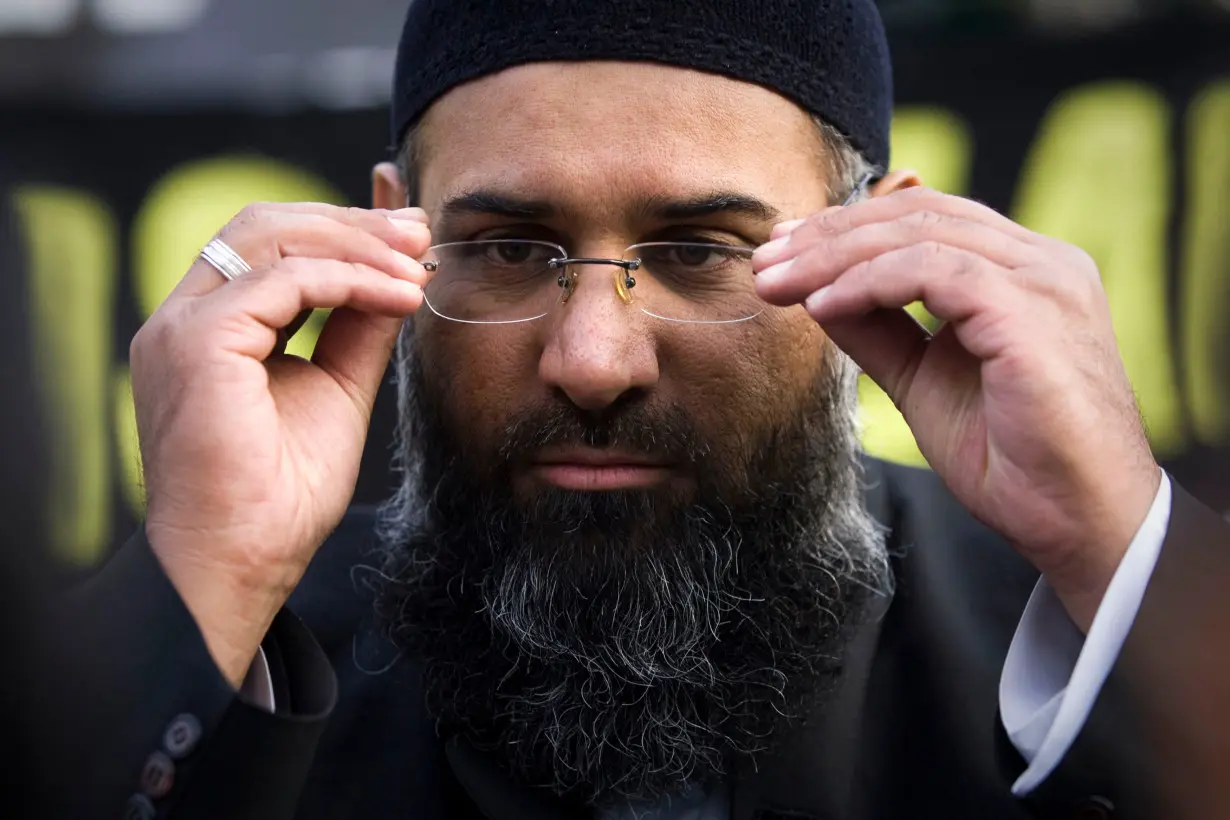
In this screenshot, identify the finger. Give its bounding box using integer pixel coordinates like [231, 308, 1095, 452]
[270, 204, 430, 256]
[770, 218, 807, 240]
[191, 257, 423, 361]
[754, 187, 1041, 270]
[269, 308, 316, 358]
[805, 242, 1016, 361]
[755, 211, 1037, 307]
[172, 204, 432, 301]
[820, 309, 934, 408]
[283, 308, 315, 341]
[310, 308, 405, 420]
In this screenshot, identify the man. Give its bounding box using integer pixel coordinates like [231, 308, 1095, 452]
[48, 1, 1230, 818]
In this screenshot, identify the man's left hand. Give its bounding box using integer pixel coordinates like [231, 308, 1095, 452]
[752, 186, 1162, 632]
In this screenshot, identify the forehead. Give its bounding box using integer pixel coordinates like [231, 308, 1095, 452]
[415, 62, 830, 214]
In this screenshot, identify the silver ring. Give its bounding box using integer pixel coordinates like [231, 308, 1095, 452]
[199, 238, 253, 282]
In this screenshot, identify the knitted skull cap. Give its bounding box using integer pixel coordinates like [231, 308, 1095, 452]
[390, 0, 893, 171]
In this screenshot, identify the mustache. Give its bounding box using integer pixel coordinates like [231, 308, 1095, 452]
[496, 398, 714, 465]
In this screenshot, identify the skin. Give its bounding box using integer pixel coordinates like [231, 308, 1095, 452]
[387, 63, 869, 503]
[132, 61, 1158, 688]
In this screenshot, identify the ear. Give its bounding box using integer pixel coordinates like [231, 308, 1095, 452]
[372, 162, 407, 210]
[870, 169, 923, 198]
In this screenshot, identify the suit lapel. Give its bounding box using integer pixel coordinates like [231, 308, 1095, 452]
[445, 736, 587, 820]
[729, 590, 891, 820]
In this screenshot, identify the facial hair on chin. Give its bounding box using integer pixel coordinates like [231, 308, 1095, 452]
[372, 334, 891, 807]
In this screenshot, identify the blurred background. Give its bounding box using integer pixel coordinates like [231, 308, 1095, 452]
[0, 0, 1227, 572]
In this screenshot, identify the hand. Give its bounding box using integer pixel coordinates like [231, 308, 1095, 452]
[130, 203, 431, 686]
[753, 187, 1161, 631]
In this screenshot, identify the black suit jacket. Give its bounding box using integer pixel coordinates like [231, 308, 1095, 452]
[41, 459, 1230, 820]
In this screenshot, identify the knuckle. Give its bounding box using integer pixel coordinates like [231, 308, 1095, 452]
[896, 186, 940, 205]
[296, 212, 332, 231]
[903, 210, 949, 233]
[811, 207, 853, 234]
[1071, 272, 1106, 313]
[343, 205, 371, 226]
[134, 309, 186, 365]
[257, 259, 300, 286]
[951, 251, 983, 281]
[1068, 244, 1100, 278]
[1032, 243, 1103, 310]
[128, 320, 155, 363]
[847, 257, 876, 282]
[282, 254, 320, 274]
[913, 240, 950, 262]
[233, 202, 271, 227]
[221, 203, 274, 243]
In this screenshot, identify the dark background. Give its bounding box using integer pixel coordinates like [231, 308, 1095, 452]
[0, 0, 1227, 571]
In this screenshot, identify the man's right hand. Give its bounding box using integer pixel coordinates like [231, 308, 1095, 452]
[130, 203, 431, 688]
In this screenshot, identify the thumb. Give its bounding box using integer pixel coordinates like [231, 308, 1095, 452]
[310, 306, 409, 418]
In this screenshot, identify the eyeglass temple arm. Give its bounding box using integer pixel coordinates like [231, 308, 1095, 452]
[843, 173, 875, 206]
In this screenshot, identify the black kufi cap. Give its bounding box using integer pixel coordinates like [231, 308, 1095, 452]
[391, 0, 893, 170]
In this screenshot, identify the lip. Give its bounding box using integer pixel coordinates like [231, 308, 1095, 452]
[529, 447, 674, 491]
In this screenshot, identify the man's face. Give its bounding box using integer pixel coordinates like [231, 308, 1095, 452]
[410, 62, 833, 488]
[372, 62, 889, 805]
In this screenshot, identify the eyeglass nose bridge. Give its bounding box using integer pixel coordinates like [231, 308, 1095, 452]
[548, 256, 641, 305]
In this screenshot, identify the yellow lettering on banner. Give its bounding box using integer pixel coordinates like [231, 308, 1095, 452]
[14, 187, 117, 565]
[130, 154, 345, 329]
[1012, 83, 1185, 457]
[891, 107, 976, 207]
[118, 156, 347, 513]
[113, 366, 144, 515]
[1181, 80, 1230, 447]
[858, 107, 974, 468]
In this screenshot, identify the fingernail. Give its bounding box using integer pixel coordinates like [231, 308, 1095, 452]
[804, 286, 831, 314]
[756, 258, 795, 286]
[755, 234, 792, 261]
[752, 236, 792, 269]
[401, 251, 433, 280]
[390, 219, 430, 239]
[771, 219, 805, 240]
[388, 207, 429, 224]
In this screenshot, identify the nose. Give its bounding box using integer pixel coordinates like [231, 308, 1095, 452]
[537, 260, 660, 411]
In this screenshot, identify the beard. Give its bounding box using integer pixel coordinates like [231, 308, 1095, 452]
[372, 329, 891, 807]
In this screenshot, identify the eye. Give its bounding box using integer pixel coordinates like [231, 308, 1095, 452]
[645, 242, 749, 270]
[485, 241, 536, 265]
[671, 244, 717, 266]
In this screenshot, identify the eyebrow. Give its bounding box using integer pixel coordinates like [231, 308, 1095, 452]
[434, 189, 783, 230]
[438, 191, 556, 222]
[640, 192, 782, 223]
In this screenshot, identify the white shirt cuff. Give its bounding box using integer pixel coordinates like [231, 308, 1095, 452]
[999, 474, 1172, 796]
[238, 645, 276, 713]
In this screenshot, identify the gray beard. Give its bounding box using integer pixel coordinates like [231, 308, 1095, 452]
[372, 328, 892, 807]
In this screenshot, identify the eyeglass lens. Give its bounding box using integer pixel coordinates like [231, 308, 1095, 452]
[421, 239, 763, 325]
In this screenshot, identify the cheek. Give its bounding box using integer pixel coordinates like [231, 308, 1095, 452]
[658, 306, 829, 435]
[414, 319, 541, 444]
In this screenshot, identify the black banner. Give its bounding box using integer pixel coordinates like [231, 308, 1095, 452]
[2, 16, 1227, 566]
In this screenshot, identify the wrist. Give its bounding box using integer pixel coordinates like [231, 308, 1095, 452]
[146, 525, 292, 689]
[1032, 464, 1163, 633]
